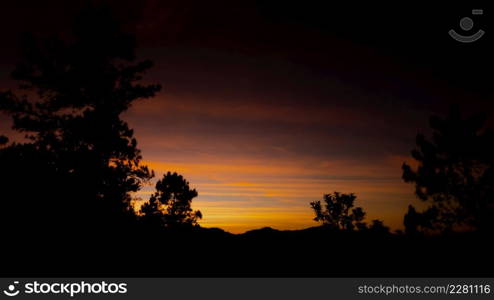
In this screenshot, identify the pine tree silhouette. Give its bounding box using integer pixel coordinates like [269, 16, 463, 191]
[0, 4, 161, 272]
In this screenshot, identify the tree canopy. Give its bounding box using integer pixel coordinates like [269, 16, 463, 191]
[140, 172, 202, 230]
[310, 192, 367, 231]
[0, 5, 161, 242]
[402, 105, 494, 232]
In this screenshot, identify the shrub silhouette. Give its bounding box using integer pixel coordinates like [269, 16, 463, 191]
[0, 135, 7, 146]
[368, 219, 390, 234]
[402, 105, 494, 232]
[140, 172, 202, 229]
[403, 205, 438, 236]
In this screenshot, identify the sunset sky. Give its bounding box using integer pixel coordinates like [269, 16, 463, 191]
[122, 49, 425, 232]
[1, 1, 493, 233]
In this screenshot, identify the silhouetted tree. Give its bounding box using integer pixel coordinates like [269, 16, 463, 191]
[368, 219, 389, 234]
[310, 192, 367, 230]
[402, 105, 494, 232]
[0, 135, 7, 146]
[0, 4, 161, 254]
[140, 172, 202, 229]
[403, 205, 438, 236]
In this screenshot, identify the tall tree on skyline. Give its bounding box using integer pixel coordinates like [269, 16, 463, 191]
[402, 106, 494, 232]
[0, 4, 161, 244]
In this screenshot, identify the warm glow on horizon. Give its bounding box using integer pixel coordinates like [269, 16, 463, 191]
[135, 155, 417, 233]
[119, 51, 428, 235]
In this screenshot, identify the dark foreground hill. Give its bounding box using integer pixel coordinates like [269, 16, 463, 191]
[3, 225, 493, 277]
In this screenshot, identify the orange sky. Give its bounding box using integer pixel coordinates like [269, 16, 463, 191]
[137, 157, 417, 233]
[125, 88, 423, 233]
